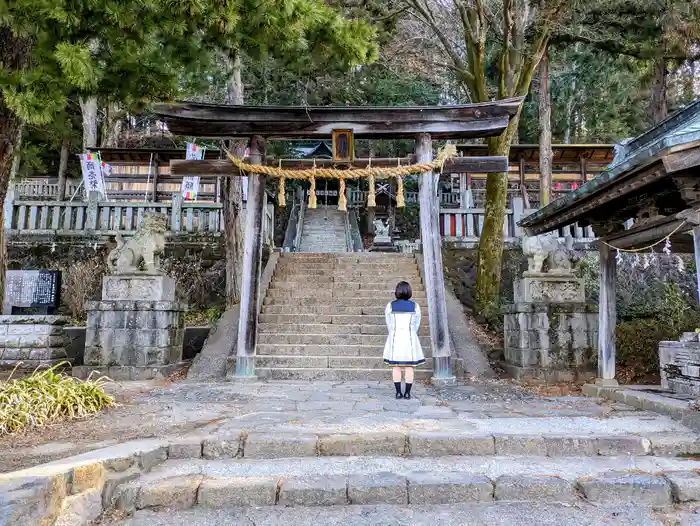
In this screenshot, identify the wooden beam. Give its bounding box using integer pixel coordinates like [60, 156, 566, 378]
[169, 156, 508, 177]
[153, 99, 524, 139]
[416, 133, 455, 385]
[232, 136, 266, 379]
[597, 243, 617, 386]
[662, 144, 700, 173]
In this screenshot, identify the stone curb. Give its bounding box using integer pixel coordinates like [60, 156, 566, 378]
[583, 383, 700, 436]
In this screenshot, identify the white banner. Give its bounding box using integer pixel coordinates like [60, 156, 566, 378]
[79, 154, 106, 196]
[186, 142, 205, 160]
[181, 176, 200, 200]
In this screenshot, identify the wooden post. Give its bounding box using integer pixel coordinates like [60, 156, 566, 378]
[519, 155, 530, 208]
[151, 154, 160, 202]
[597, 242, 618, 386]
[171, 193, 183, 232]
[417, 133, 455, 385]
[233, 135, 266, 378]
[580, 156, 587, 183]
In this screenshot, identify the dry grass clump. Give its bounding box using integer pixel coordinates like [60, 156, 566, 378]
[0, 363, 114, 435]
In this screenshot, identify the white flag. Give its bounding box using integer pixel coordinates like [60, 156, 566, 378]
[181, 176, 200, 200]
[186, 142, 205, 160]
[79, 154, 106, 196]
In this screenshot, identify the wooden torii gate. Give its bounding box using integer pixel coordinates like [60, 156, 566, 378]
[153, 99, 523, 384]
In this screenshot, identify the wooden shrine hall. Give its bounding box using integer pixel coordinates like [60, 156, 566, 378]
[519, 99, 700, 387]
[153, 99, 523, 383]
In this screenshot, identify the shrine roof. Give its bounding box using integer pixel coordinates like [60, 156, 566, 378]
[457, 143, 614, 164]
[519, 99, 700, 237]
[151, 98, 524, 139]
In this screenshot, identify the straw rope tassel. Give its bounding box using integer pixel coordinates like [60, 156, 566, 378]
[338, 178, 347, 212]
[367, 158, 376, 208]
[277, 164, 286, 207]
[308, 160, 317, 209]
[396, 175, 405, 208]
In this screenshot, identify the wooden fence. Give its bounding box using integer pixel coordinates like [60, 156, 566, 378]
[5, 194, 275, 246]
[438, 197, 594, 246]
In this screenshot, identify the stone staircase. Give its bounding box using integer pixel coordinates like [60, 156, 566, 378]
[258, 252, 433, 380]
[298, 208, 348, 253]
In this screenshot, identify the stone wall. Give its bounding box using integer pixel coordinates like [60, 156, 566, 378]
[0, 315, 69, 369]
[659, 335, 700, 396]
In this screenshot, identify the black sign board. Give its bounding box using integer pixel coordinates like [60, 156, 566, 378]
[3, 270, 62, 315]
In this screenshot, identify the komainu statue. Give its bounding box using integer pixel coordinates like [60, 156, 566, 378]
[108, 213, 167, 275]
[521, 233, 574, 275]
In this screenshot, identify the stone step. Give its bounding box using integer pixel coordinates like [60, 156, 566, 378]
[256, 356, 399, 369]
[269, 281, 425, 291]
[273, 269, 422, 278]
[112, 455, 700, 515]
[258, 323, 430, 336]
[261, 305, 386, 315]
[255, 367, 434, 381]
[102, 503, 690, 526]
[281, 253, 415, 259]
[262, 297, 427, 307]
[256, 344, 386, 356]
[257, 333, 431, 346]
[259, 314, 387, 325]
[265, 290, 427, 299]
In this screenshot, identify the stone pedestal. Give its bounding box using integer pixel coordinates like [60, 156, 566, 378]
[0, 315, 69, 369]
[659, 333, 700, 395]
[75, 275, 186, 380]
[503, 273, 598, 382]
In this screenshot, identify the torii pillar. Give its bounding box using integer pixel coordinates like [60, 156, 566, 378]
[232, 135, 265, 379]
[416, 133, 456, 386]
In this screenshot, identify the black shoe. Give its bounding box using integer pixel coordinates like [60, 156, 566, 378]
[396, 392, 404, 399]
[403, 392, 411, 400]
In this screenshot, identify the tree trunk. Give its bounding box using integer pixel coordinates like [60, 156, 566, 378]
[0, 29, 31, 304]
[102, 102, 123, 148]
[80, 96, 99, 149]
[650, 57, 668, 124]
[474, 111, 521, 324]
[538, 48, 553, 207]
[223, 51, 246, 307]
[57, 133, 70, 200]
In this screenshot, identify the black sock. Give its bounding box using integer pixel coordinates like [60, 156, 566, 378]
[404, 383, 412, 396]
[394, 382, 402, 395]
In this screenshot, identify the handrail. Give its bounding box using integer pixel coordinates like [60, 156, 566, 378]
[348, 209, 364, 252]
[293, 189, 306, 252]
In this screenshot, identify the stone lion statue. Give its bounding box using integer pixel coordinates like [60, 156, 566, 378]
[521, 233, 574, 275]
[373, 218, 390, 237]
[108, 213, 167, 275]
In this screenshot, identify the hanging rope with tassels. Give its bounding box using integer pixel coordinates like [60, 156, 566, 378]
[225, 144, 457, 181]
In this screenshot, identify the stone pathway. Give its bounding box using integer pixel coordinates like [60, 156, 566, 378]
[4, 379, 700, 525]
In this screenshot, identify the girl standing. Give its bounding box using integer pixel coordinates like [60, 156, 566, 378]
[383, 281, 425, 399]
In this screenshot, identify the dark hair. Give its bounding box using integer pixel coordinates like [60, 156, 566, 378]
[395, 281, 412, 300]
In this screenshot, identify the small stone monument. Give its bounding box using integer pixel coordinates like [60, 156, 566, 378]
[502, 233, 598, 382]
[659, 332, 700, 395]
[373, 218, 391, 243]
[75, 213, 186, 380]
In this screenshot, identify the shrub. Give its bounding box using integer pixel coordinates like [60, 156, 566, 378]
[0, 364, 114, 435]
[62, 258, 105, 320]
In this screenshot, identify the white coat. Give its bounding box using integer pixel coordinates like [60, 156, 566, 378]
[383, 299, 425, 367]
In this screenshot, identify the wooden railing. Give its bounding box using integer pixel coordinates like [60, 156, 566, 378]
[5, 193, 275, 246]
[439, 197, 595, 246]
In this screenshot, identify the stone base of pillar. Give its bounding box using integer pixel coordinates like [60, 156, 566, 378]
[503, 275, 598, 384]
[430, 375, 457, 387]
[84, 275, 186, 374]
[228, 355, 257, 379]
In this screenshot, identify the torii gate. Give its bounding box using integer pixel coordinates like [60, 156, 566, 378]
[153, 99, 523, 384]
